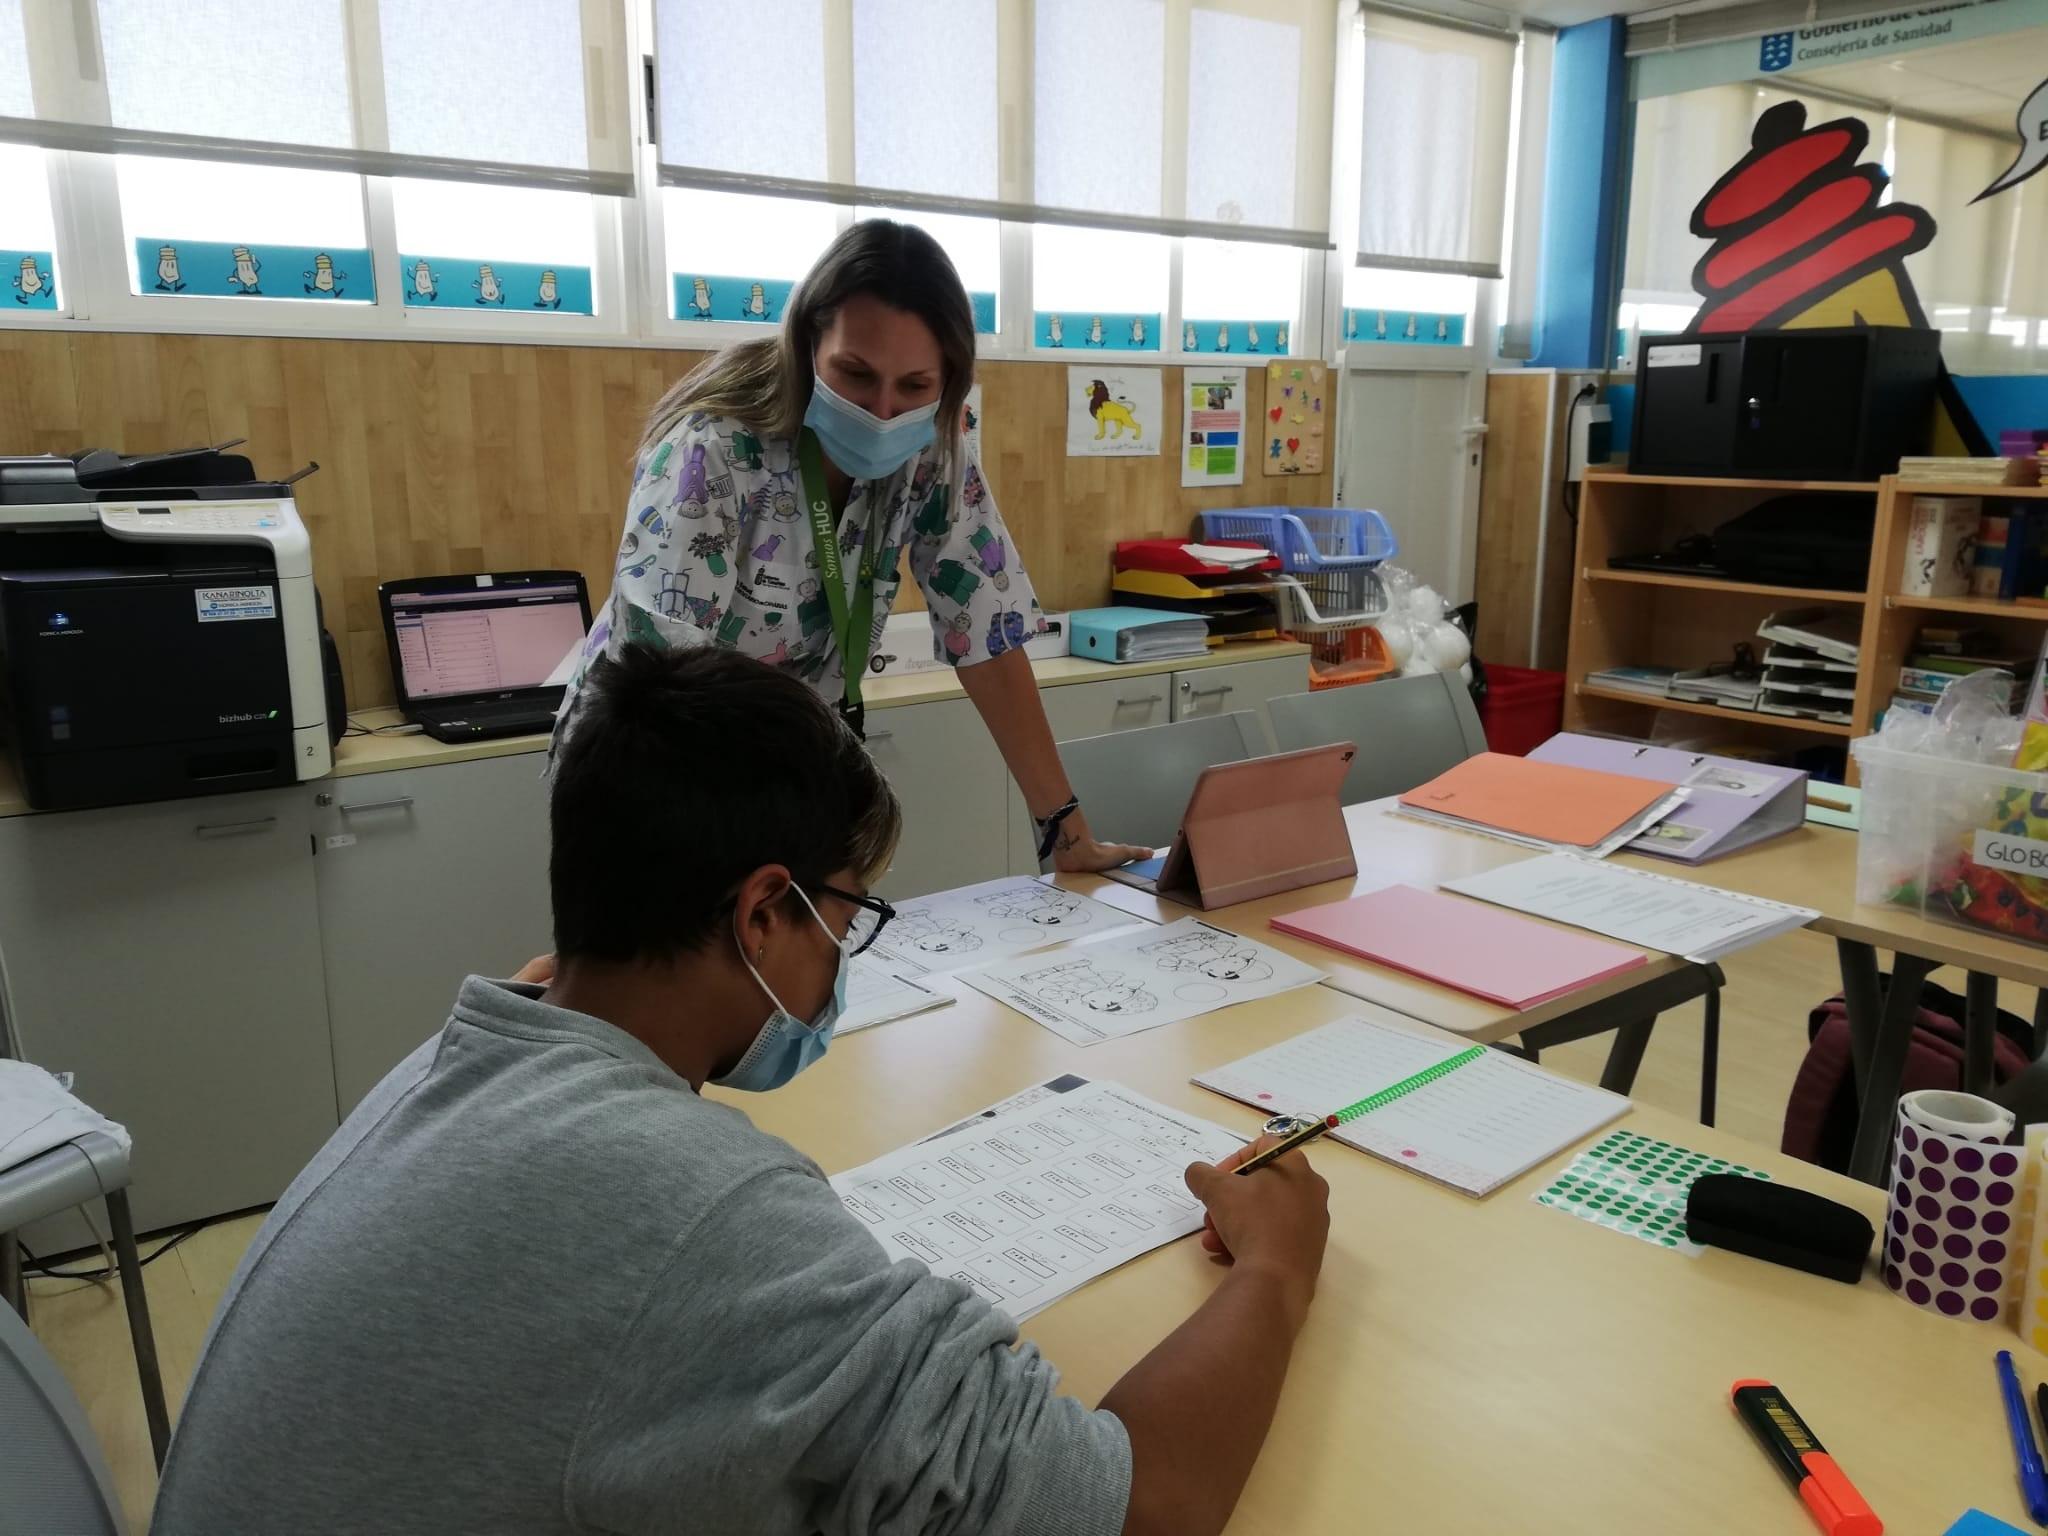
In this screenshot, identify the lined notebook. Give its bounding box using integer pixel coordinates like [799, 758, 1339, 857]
[1194, 1016, 1630, 1196]
[1270, 885, 1647, 1010]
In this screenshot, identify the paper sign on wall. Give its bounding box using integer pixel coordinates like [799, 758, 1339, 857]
[1181, 368, 1247, 488]
[1261, 362, 1327, 476]
[1067, 366, 1162, 458]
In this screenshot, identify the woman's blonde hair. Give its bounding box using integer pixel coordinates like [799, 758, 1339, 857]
[640, 219, 979, 482]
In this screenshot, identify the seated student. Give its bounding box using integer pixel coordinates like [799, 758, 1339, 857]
[151, 644, 1330, 1536]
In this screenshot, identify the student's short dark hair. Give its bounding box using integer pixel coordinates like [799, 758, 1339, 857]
[548, 644, 901, 963]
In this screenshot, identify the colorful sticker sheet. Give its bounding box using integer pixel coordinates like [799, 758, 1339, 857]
[1534, 1128, 1771, 1255]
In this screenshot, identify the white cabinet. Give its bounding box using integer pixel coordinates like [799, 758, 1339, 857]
[1035, 675, 1174, 744]
[865, 697, 1012, 900]
[0, 787, 337, 1247]
[313, 755, 554, 1114]
[1170, 654, 1305, 738]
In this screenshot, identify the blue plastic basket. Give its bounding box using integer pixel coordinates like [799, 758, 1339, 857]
[1196, 507, 1398, 574]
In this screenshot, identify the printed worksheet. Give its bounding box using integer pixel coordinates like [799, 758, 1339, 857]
[840, 955, 954, 1036]
[864, 876, 1144, 976]
[958, 917, 1325, 1046]
[832, 1080, 1243, 1320]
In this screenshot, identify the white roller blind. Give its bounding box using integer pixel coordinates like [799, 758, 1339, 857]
[1623, 85, 1755, 298]
[2002, 175, 2047, 319]
[0, 0, 33, 119]
[656, 0, 827, 183]
[1034, 0, 1165, 220]
[381, 0, 602, 174]
[853, 0, 997, 200]
[1356, 9, 1515, 278]
[99, 0, 354, 147]
[1186, 0, 1331, 239]
[1891, 116, 2013, 313]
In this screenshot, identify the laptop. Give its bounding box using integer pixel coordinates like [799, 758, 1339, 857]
[1102, 743, 1358, 909]
[378, 571, 592, 743]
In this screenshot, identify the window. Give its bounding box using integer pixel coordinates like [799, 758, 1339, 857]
[1034, 0, 1166, 222]
[1183, 239, 1299, 354]
[1032, 225, 1169, 351]
[393, 181, 597, 314]
[853, 0, 999, 201]
[98, 0, 354, 148]
[665, 189, 839, 323]
[117, 156, 370, 302]
[1343, 266, 1475, 347]
[657, 0, 827, 184]
[0, 145, 60, 311]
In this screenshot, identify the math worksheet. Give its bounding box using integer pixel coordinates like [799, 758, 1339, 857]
[959, 917, 1325, 1045]
[864, 876, 1144, 976]
[831, 1080, 1242, 1320]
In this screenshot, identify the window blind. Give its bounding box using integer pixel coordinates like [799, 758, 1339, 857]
[653, 0, 1335, 249]
[1498, 26, 1552, 356]
[1622, 85, 1756, 298]
[1891, 115, 2014, 313]
[0, 0, 630, 195]
[1356, 8, 1516, 279]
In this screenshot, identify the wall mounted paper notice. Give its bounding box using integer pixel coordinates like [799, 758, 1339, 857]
[840, 956, 954, 1036]
[831, 1080, 1242, 1320]
[1181, 367, 1246, 487]
[1260, 362, 1326, 476]
[1443, 854, 1816, 964]
[864, 876, 1143, 977]
[960, 917, 1325, 1046]
[1067, 366, 1162, 458]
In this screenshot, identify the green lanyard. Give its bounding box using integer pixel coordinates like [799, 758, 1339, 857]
[796, 427, 877, 732]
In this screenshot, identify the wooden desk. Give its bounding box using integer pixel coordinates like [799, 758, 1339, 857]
[725, 977, 2033, 1534]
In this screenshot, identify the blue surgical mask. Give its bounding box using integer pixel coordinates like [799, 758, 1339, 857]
[803, 376, 939, 481]
[714, 887, 851, 1093]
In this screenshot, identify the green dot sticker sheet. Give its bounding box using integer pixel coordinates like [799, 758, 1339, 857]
[1534, 1129, 1771, 1255]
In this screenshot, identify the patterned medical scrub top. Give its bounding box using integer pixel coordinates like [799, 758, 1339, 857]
[558, 410, 1043, 728]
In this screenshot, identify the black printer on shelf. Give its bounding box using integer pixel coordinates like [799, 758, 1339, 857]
[0, 442, 345, 810]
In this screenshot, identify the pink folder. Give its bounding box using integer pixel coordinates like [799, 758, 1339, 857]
[1270, 885, 1647, 1011]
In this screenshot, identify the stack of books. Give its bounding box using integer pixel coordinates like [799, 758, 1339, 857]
[1898, 456, 2042, 487]
[1756, 608, 1859, 724]
[1891, 626, 2030, 717]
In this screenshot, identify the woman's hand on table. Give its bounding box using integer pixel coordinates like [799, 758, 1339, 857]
[1047, 807, 1151, 873]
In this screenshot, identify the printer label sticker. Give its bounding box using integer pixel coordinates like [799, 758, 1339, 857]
[1646, 344, 1701, 368]
[195, 585, 277, 623]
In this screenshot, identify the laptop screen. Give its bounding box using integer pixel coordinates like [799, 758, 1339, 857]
[386, 581, 588, 702]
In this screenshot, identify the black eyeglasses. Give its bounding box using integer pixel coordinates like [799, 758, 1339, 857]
[813, 883, 896, 957]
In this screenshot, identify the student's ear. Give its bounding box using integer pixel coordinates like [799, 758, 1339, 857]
[730, 865, 799, 958]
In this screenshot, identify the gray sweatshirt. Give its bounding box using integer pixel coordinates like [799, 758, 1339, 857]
[150, 977, 1131, 1535]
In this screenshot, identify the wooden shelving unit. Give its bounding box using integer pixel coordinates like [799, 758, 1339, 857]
[1564, 469, 2048, 776]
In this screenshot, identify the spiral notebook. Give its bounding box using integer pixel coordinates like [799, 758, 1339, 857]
[1193, 1016, 1629, 1196]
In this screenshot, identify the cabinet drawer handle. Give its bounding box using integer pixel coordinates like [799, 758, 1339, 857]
[338, 796, 416, 815]
[1115, 693, 1163, 707]
[865, 730, 894, 744]
[1186, 684, 1235, 700]
[194, 816, 277, 840]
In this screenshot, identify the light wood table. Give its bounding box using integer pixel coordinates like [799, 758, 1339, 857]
[725, 975, 2035, 1534]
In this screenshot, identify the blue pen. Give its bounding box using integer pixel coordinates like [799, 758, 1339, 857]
[1996, 1350, 2048, 1525]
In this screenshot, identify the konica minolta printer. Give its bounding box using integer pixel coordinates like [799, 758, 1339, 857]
[0, 443, 338, 810]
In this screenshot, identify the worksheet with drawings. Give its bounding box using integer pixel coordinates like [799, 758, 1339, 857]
[958, 916, 1326, 1045]
[839, 955, 952, 1035]
[1195, 1017, 1629, 1196]
[830, 1081, 1243, 1320]
[863, 876, 1146, 977]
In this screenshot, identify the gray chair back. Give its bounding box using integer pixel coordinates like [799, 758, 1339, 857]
[1055, 710, 1270, 855]
[0, 1298, 123, 1536]
[1267, 673, 1488, 805]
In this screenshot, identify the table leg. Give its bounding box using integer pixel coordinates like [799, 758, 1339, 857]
[2034, 989, 2048, 1061]
[1847, 951, 1937, 1185]
[1700, 984, 1721, 1129]
[0, 1229, 21, 1321]
[105, 1189, 171, 1469]
[1598, 1019, 1656, 1095]
[1836, 939, 1883, 1099]
[1964, 971, 1999, 1100]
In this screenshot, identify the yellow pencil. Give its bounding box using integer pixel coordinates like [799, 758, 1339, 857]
[1234, 1114, 1339, 1176]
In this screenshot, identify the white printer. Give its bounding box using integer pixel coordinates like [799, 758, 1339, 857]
[0, 444, 336, 810]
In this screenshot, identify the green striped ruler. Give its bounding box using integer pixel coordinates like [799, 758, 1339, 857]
[1331, 1046, 1486, 1124]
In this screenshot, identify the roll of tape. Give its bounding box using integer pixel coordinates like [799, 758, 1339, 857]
[1882, 1091, 2022, 1321]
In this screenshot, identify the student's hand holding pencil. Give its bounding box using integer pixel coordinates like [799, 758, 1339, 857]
[1184, 1133, 1330, 1304]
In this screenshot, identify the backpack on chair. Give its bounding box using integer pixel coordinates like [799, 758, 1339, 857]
[1783, 976, 2034, 1172]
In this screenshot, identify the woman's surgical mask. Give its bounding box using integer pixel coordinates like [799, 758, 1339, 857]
[803, 376, 939, 481]
[714, 886, 852, 1093]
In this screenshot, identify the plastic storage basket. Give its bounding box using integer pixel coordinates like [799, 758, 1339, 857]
[1850, 734, 2048, 947]
[1197, 507, 1398, 574]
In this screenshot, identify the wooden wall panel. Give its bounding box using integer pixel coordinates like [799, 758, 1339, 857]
[0, 332, 1336, 706]
[1471, 370, 1588, 673]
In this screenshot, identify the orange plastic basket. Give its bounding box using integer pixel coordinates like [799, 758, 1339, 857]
[1297, 625, 1395, 691]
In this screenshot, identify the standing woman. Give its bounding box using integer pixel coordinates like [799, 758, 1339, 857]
[559, 219, 1146, 873]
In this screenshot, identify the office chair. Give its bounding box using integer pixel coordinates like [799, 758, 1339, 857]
[0, 1293, 124, 1535]
[1053, 710, 1271, 857]
[1267, 671, 1487, 804]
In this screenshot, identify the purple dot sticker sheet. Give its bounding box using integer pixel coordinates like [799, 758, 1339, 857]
[1534, 1129, 1771, 1255]
[1882, 1090, 2019, 1322]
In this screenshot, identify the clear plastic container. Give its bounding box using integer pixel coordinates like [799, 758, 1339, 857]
[1197, 507, 1398, 573]
[1849, 734, 2048, 946]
